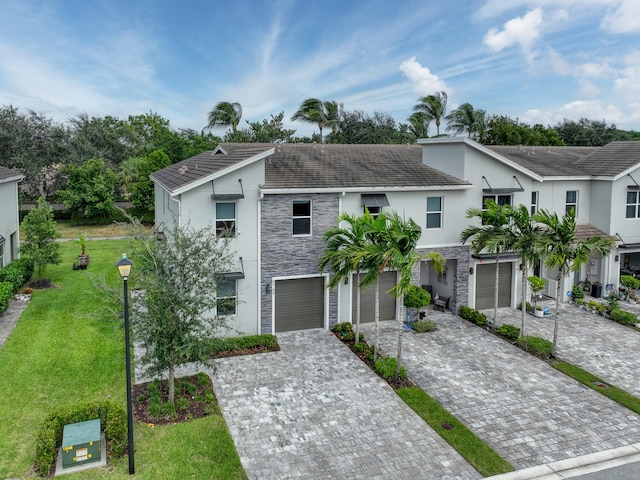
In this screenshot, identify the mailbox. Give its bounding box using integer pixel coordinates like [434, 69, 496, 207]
[61, 419, 101, 468]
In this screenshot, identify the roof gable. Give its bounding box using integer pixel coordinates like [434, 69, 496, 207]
[0, 166, 24, 184]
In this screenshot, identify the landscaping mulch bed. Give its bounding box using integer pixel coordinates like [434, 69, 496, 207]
[210, 343, 280, 358]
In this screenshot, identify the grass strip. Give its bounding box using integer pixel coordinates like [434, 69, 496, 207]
[553, 361, 640, 414]
[397, 387, 514, 477]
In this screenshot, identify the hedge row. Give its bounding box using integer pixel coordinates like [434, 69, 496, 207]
[0, 257, 34, 314]
[34, 400, 127, 477]
[458, 305, 488, 326]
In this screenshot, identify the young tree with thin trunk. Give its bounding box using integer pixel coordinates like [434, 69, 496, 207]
[20, 196, 61, 279]
[130, 221, 235, 404]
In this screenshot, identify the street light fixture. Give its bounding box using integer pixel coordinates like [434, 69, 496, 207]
[116, 253, 135, 475]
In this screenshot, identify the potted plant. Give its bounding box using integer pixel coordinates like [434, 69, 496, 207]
[404, 285, 431, 323]
[528, 276, 546, 311]
[534, 306, 544, 317]
[591, 281, 603, 298]
[75, 232, 89, 270]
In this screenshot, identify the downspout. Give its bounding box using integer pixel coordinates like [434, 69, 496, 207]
[258, 191, 263, 334]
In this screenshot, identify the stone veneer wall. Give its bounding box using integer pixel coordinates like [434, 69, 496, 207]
[260, 193, 340, 333]
[414, 245, 471, 314]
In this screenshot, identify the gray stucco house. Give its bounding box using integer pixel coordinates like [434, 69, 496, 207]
[0, 166, 24, 268]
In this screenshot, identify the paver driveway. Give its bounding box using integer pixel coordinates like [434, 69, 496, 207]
[209, 329, 481, 480]
[361, 312, 640, 471]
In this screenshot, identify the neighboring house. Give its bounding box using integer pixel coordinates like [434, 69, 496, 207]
[151, 139, 640, 336]
[420, 138, 640, 309]
[0, 166, 24, 268]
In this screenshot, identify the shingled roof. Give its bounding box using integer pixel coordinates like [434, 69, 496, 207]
[0, 166, 24, 184]
[485, 141, 640, 178]
[152, 143, 470, 195]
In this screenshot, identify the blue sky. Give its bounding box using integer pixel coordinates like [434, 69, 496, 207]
[0, 0, 639, 137]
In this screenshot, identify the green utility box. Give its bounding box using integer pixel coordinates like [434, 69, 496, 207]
[61, 419, 101, 468]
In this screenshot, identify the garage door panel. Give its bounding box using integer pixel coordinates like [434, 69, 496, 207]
[275, 277, 324, 332]
[476, 263, 512, 310]
[352, 271, 396, 323]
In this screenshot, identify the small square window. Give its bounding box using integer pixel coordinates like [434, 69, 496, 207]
[293, 200, 311, 235]
[217, 279, 237, 316]
[566, 191, 578, 214]
[531, 191, 539, 215]
[216, 202, 236, 237]
[426, 196, 442, 229]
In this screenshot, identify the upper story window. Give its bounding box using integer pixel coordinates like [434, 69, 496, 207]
[361, 194, 389, 218]
[293, 200, 311, 235]
[565, 191, 578, 214]
[0, 244, 4, 269]
[627, 191, 640, 218]
[531, 191, 539, 215]
[426, 196, 443, 229]
[365, 206, 382, 218]
[482, 194, 511, 210]
[217, 279, 237, 316]
[216, 202, 236, 237]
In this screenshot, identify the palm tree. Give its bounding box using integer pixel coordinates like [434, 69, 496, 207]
[507, 205, 544, 337]
[414, 91, 448, 136]
[291, 98, 341, 143]
[319, 213, 368, 344]
[460, 200, 511, 327]
[206, 102, 243, 133]
[406, 112, 430, 139]
[534, 209, 614, 354]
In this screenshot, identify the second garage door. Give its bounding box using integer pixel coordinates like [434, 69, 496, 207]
[275, 277, 325, 332]
[352, 271, 397, 323]
[475, 262, 512, 310]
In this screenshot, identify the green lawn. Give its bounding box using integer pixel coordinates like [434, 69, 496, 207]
[0, 240, 245, 479]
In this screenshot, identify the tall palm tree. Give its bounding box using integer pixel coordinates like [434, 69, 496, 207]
[291, 98, 341, 143]
[507, 205, 544, 337]
[460, 200, 511, 327]
[319, 213, 368, 344]
[206, 102, 243, 133]
[414, 91, 448, 136]
[534, 209, 614, 354]
[406, 111, 430, 139]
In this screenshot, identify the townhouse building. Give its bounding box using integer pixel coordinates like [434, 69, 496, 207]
[151, 139, 640, 336]
[0, 166, 24, 268]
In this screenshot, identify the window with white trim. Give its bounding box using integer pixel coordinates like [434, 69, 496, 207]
[426, 196, 443, 229]
[531, 191, 539, 215]
[293, 200, 311, 235]
[627, 191, 640, 218]
[565, 191, 578, 214]
[216, 202, 236, 237]
[0, 244, 3, 268]
[217, 279, 237, 316]
[482, 194, 511, 209]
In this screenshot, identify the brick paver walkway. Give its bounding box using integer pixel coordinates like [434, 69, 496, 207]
[139, 329, 481, 480]
[361, 310, 640, 471]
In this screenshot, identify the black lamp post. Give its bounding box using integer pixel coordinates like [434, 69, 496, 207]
[116, 253, 135, 475]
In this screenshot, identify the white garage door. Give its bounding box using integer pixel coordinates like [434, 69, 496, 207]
[352, 271, 397, 323]
[275, 277, 325, 332]
[475, 262, 512, 310]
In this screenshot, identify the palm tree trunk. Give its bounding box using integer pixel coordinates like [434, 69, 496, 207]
[396, 294, 404, 379]
[493, 256, 500, 328]
[552, 274, 562, 355]
[374, 278, 380, 362]
[520, 263, 528, 337]
[355, 272, 361, 344]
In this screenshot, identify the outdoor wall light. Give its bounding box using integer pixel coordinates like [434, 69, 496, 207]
[615, 255, 620, 262]
[469, 267, 474, 275]
[266, 283, 271, 293]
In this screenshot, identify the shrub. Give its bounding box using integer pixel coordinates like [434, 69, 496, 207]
[34, 400, 126, 477]
[202, 334, 279, 357]
[403, 285, 431, 309]
[497, 324, 520, 341]
[331, 322, 355, 341]
[0, 257, 35, 292]
[409, 320, 437, 333]
[374, 356, 407, 380]
[459, 306, 487, 326]
[610, 308, 637, 326]
[606, 296, 619, 313]
[620, 275, 640, 290]
[516, 336, 553, 359]
[571, 284, 584, 300]
[0, 281, 13, 314]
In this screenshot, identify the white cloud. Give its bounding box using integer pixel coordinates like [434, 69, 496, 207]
[523, 100, 629, 127]
[399, 57, 449, 97]
[547, 48, 615, 79]
[601, 0, 640, 33]
[483, 8, 543, 52]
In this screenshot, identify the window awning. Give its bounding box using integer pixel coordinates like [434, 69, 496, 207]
[482, 175, 524, 194]
[221, 257, 245, 280]
[211, 179, 244, 200]
[361, 194, 389, 208]
[628, 174, 640, 190]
